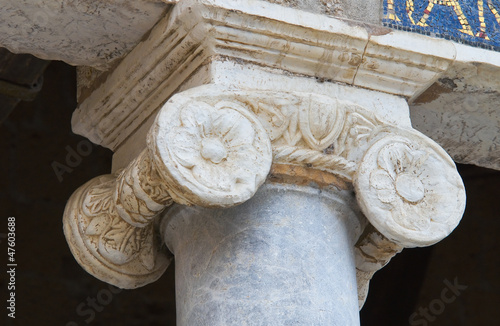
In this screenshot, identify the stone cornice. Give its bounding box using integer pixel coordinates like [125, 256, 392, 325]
[72, 0, 456, 151]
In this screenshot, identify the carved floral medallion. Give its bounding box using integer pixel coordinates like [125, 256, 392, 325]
[354, 131, 466, 247]
[150, 99, 273, 207]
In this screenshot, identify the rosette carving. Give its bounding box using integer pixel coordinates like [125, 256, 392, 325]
[143, 88, 465, 249]
[354, 130, 466, 247]
[138, 86, 464, 305]
[150, 99, 272, 207]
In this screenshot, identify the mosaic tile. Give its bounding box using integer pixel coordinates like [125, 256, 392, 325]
[383, 0, 500, 51]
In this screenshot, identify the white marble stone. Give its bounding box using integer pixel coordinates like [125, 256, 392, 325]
[64, 88, 274, 288]
[111, 63, 412, 172]
[354, 130, 466, 247]
[64, 84, 466, 301]
[354, 225, 402, 307]
[355, 31, 456, 100]
[149, 94, 273, 207]
[262, 0, 382, 24]
[410, 44, 500, 170]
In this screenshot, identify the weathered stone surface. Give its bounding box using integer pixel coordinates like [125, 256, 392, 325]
[72, 0, 453, 153]
[264, 0, 382, 24]
[0, 0, 384, 68]
[354, 129, 466, 247]
[0, 0, 172, 68]
[162, 183, 365, 326]
[64, 84, 466, 312]
[60, 1, 471, 324]
[355, 225, 403, 308]
[150, 94, 272, 207]
[64, 90, 273, 288]
[411, 44, 500, 170]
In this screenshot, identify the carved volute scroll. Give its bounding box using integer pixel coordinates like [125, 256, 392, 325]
[63, 165, 172, 289]
[63, 94, 273, 288]
[354, 224, 404, 308]
[65, 85, 465, 300]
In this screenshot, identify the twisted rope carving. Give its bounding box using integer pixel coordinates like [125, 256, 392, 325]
[273, 146, 357, 180]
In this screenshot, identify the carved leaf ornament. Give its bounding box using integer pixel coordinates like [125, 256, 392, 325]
[64, 86, 465, 289]
[64, 174, 171, 289]
[299, 96, 345, 151]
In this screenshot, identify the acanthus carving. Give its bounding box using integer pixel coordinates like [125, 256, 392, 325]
[142, 86, 465, 249]
[234, 93, 386, 180]
[354, 224, 403, 308]
[219, 90, 463, 249]
[115, 150, 172, 227]
[153, 87, 464, 305]
[64, 155, 173, 289]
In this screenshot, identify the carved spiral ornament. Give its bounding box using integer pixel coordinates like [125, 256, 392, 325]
[354, 130, 466, 247]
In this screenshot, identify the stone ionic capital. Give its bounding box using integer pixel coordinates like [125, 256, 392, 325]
[64, 85, 465, 298]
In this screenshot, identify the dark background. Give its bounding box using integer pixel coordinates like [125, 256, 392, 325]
[1, 61, 499, 326]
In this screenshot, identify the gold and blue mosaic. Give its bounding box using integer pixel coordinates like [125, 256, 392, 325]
[383, 0, 500, 50]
